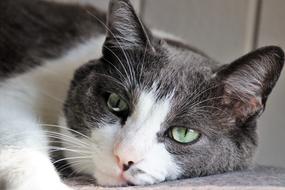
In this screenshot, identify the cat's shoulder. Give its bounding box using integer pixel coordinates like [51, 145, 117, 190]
[0, 0, 106, 79]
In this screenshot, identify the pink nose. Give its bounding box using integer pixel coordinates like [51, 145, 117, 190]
[114, 143, 142, 171]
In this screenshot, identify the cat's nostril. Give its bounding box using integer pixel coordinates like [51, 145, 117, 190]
[128, 161, 134, 166]
[122, 164, 129, 171]
[123, 161, 134, 171]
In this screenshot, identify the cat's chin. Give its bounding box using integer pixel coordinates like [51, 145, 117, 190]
[93, 170, 165, 187]
[92, 171, 161, 187]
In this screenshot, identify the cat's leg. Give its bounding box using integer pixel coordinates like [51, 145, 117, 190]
[0, 101, 72, 190]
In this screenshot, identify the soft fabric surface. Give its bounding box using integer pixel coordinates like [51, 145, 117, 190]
[65, 165, 285, 190]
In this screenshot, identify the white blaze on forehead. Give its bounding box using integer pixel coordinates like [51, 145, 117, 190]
[116, 90, 182, 183]
[116, 90, 173, 157]
[132, 90, 170, 124]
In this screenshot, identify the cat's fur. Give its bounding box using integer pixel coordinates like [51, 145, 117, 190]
[0, 0, 284, 189]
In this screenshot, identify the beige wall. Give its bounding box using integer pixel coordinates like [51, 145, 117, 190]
[54, 0, 285, 168]
[255, 0, 285, 167]
[143, 0, 253, 63]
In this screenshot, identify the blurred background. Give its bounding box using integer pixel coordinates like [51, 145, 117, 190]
[52, 0, 285, 168]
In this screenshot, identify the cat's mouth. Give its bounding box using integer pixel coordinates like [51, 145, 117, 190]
[121, 167, 165, 186]
[92, 166, 164, 186]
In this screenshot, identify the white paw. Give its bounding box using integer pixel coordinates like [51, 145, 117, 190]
[123, 169, 165, 186]
[0, 149, 74, 190]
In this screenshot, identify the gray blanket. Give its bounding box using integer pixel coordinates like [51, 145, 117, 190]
[65, 165, 285, 190]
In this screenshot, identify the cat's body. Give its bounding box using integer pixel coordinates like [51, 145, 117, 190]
[0, 1, 107, 189]
[0, 0, 284, 189]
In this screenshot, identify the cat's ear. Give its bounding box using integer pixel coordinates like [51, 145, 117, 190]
[216, 46, 284, 125]
[103, 0, 152, 51]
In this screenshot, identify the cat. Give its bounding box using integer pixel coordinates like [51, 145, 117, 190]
[0, 0, 284, 189]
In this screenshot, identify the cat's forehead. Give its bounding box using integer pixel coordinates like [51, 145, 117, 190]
[141, 43, 216, 99]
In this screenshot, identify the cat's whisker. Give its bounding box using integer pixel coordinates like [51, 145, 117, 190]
[0, 125, 88, 152]
[102, 45, 133, 88]
[46, 137, 90, 154]
[188, 110, 219, 119]
[188, 96, 224, 110]
[106, 41, 136, 88]
[44, 132, 90, 148]
[52, 155, 92, 165]
[43, 130, 91, 147]
[138, 42, 149, 88]
[194, 105, 231, 116]
[57, 160, 90, 175]
[48, 149, 87, 156]
[40, 124, 93, 143]
[128, 51, 138, 86]
[94, 72, 129, 91]
[47, 144, 91, 154]
[189, 93, 245, 112]
[180, 83, 223, 112]
[85, 9, 135, 89]
[0, 131, 90, 155]
[101, 57, 129, 87]
[125, 52, 135, 86]
[48, 139, 88, 150]
[67, 162, 91, 178]
[183, 78, 210, 102]
[187, 83, 220, 105]
[56, 160, 76, 174]
[191, 80, 219, 98]
[191, 110, 223, 119]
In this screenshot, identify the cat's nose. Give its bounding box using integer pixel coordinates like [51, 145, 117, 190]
[114, 143, 143, 171]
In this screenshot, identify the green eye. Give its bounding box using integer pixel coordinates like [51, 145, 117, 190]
[170, 127, 200, 144]
[107, 93, 128, 113]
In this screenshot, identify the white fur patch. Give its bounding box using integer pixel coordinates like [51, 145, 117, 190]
[114, 90, 181, 185]
[0, 148, 71, 190]
[0, 35, 105, 189]
[114, 90, 171, 159]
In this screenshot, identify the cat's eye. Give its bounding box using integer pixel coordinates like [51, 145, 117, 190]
[169, 127, 200, 144]
[107, 93, 128, 113]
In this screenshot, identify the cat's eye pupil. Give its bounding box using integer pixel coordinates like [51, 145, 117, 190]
[108, 94, 121, 111]
[107, 93, 128, 114]
[170, 127, 200, 144]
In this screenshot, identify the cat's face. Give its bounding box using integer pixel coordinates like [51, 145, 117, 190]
[61, 0, 284, 186]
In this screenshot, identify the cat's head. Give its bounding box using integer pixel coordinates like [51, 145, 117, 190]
[61, 0, 284, 186]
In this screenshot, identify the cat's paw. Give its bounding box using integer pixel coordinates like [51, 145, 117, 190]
[123, 169, 165, 186]
[0, 149, 74, 190]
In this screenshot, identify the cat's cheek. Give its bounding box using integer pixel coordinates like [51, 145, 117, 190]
[88, 124, 129, 186]
[90, 151, 125, 186]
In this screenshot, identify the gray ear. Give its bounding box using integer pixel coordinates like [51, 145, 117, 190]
[217, 46, 284, 124]
[103, 0, 151, 50]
